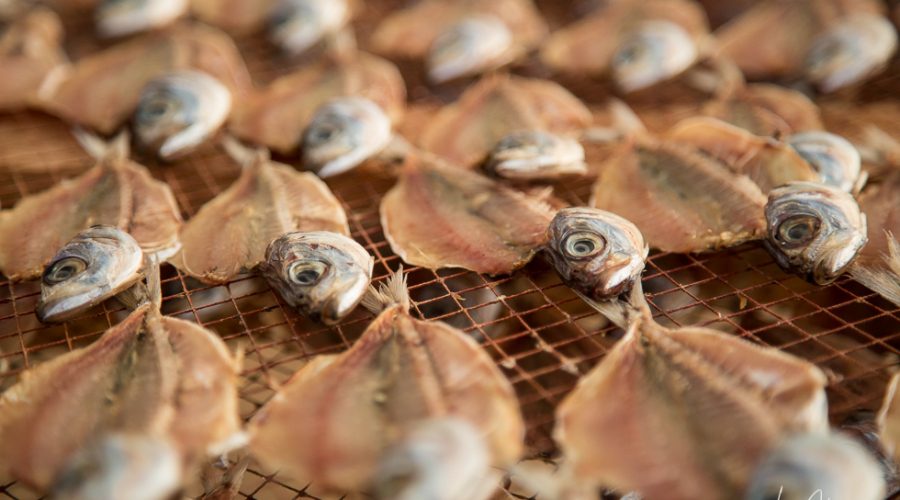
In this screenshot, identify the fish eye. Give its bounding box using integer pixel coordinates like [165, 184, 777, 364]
[310, 125, 336, 142]
[563, 232, 605, 258]
[289, 260, 328, 286]
[776, 214, 821, 247]
[43, 256, 88, 285]
[615, 41, 644, 65]
[138, 95, 176, 122]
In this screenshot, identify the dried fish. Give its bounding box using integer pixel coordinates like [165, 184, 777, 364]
[37, 24, 251, 135]
[667, 117, 820, 192]
[134, 70, 232, 160]
[170, 141, 348, 284]
[851, 172, 900, 306]
[590, 137, 768, 253]
[374, 418, 498, 500]
[540, 0, 709, 91]
[191, 0, 274, 33]
[37, 225, 144, 323]
[0, 270, 242, 495]
[544, 207, 647, 301]
[700, 83, 824, 137]
[417, 74, 592, 178]
[0, 132, 182, 281]
[880, 373, 900, 464]
[269, 0, 350, 55]
[788, 131, 862, 193]
[555, 286, 828, 499]
[764, 182, 867, 284]
[716, 0, 896, 92]
[229, 52, 404, 156]
[380, 155, 555, 275]
[302, 96, 393, 178]
[370, 0, 547, 83]
[0, 7, 67, 111]
[746, 433, 885, 500]
[248, 270, 524, 494]
[260, 231, 373, 324]
[95, 0, 188, 38]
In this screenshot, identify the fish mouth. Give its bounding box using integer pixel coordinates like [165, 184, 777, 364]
[809, 243, 865, 285]
[593, 255, 645, 299]
[36, 295, 89, 323]
[318, 273, 371, 324]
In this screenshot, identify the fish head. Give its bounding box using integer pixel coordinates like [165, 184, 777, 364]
[95, 0, 187, 38]
[484, 130, 587, 180]
[301, 96, 392, 178]
[611, 20, 698, 93]
[746, 433, 885, 500]
[803, 13, 898, 93]
[133, 70, 231, 161]
[269, 0, 348, 55]
[261, 231, 373, 324]
[37, 225, 144, 323]
[546, 207, 647, 300]
[426, 14, 513, 84]
[788, 131, 861, 193]
[764, 182, 867, 285]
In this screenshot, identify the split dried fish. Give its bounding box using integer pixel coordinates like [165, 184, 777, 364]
[269, 0, 350, 55]
[851, 172, 900, 306]
[301, 96, 393, 177]
[0, 132, 182, 281]
[879, 373, 900, 465]
[764, 182, 867, 285]
[95, 0, 188, 38]
[37, 24, 251, 135]
[540, 0, 710, 92]
[544, 207, 647, 300]
[248, 270, 524, 494]
[190, 0, 274, 33]
[134, 70, 232, 160]
[370, 0, 547, 83]
[700, 83, 824, 137]
[373, 418, 498, 500]
[0, 7, 67, 111]
[667, 117, 820, 192]
[716, 0, 897, 92]
[229, 52, 404, 159]
[260, 231, 373, 324]
[380, 155, 555, 275]
[555, 286, 828, 499]
[0, 270, 242, 496]
[170, 141, 348, 284]
[37, 225, 143, 323]
[746, 432, 885, 500]
[590, 137, 768, 253]
[417, 74, 592, 179]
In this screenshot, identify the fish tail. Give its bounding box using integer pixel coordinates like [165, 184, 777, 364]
[72, 127, 130, 161]
[361, 266, 410, 314]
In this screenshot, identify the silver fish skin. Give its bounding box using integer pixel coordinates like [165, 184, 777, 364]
[52, 434, 182, 500]
[134, 70, 232, 161]
[269, 0, 349, 55]
[612, 20, 698, 92]
[483, 130, 587, 180]
[260, 231, 373, 324]
[427, 14, 513, 84]
[374, 418, 497, 500]
[745, 433, 885, 500]
[788, 131, 861, 193]
[764, 181, 867, 285]
[37, 225, 144, 323]
[95, 0, 187, 38]
[545, 207, 647, 301]
[302, 96, 392, 178]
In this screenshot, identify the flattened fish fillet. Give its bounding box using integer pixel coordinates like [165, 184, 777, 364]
[851, 172, 900, 305]
[381, 155, 556, 274]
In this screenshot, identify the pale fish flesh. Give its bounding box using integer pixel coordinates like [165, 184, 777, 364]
[0, 7, 67, 111]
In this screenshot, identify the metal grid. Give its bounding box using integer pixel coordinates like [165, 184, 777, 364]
[2, 2, 900, 499]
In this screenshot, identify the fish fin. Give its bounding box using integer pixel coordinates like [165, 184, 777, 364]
[361, 266, 410, 314]
[221, 135, 268, 168]
[115, 255, 162, 311]
[851, 232, 900, 307]
[72, 128, 130, 162]
[574, 280, 650, 329]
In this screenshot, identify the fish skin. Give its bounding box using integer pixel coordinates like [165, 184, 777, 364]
[590, 138, 767, 253]
[555, 304, 828, 500]
[229, 52, 404, 155]
[170, 157, 349, 284]
[417, 74, 591, 170]
[0, 155, 181, 281]
[37, 24, 251, 135]
[381, 155, 556, 275]
[37, 225, 144, 323]
[0, 7, 67, 111]
[248, 272, 523, 493]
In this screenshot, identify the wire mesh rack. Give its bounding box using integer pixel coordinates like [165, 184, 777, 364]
[2, 1, 900, 499]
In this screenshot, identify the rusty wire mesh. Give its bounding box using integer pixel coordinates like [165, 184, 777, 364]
[2, 1, 900, 499]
